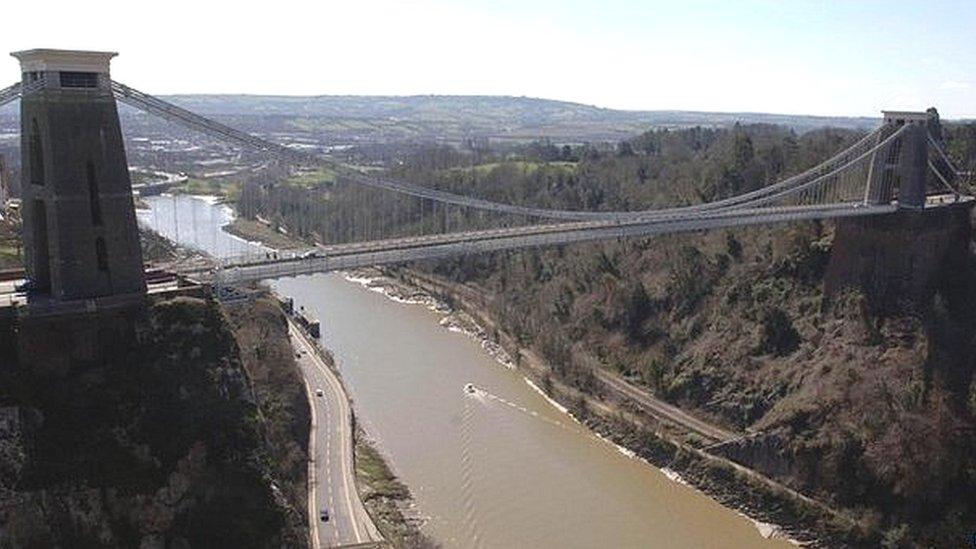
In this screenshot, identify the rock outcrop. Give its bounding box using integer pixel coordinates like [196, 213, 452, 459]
[0, 296, 307, 548]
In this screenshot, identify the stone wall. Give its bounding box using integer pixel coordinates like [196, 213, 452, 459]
[10, 307, 141, 377]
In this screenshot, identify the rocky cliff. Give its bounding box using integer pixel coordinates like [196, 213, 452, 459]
[0, 295, 309, 548]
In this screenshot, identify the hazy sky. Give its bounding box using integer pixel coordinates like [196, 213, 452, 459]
[2, 0, 973, 117]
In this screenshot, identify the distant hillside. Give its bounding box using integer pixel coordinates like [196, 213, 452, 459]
[160, 94, 875, 127]
[0, 93, 889, 144]
[155, 94, 879, 141]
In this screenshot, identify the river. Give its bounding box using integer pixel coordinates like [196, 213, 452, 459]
[138, 194, 794, 549]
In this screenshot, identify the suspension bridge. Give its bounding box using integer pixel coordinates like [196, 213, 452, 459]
[1, 70, 971, 291]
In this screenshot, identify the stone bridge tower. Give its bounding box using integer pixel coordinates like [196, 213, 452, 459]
[13, 49, 144, 301]
[866, 109, 940, 209]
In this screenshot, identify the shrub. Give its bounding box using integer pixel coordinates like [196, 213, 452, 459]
[758, 307, 800, 356]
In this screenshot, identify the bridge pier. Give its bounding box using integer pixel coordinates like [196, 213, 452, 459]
[825, 200, 973, 312]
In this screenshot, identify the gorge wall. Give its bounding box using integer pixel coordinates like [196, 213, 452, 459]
[825, 203, 974, 312]
[0, 295, 309, 548]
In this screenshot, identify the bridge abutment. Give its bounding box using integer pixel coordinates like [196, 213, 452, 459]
[825, 201, 973, 312]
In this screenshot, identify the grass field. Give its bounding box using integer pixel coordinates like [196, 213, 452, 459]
[284, 168, 337, 188]
[448, 159, 578, 176]
[175, 177, 241, 200]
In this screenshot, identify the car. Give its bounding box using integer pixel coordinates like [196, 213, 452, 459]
[319, 509, 330, 522]
[316, 389, 324, 397]
[301, 250, 320, 259]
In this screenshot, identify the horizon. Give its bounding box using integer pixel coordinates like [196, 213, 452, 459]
[1, 1, 974, 118]
[150, 91, 954, 121]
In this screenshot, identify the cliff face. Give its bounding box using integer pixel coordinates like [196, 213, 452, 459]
[741, 206, 976, 544]
[825, 204, 973, 312]
[0, 296, 308, 548]
[223, 296, 312, 532]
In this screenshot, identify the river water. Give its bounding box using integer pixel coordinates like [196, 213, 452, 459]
[138, 195, 793, 549]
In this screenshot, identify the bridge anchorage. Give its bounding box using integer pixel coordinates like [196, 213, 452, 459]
[0, 49, 970, 303]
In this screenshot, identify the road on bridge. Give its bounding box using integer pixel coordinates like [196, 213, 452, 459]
[289, 320, 381, 548]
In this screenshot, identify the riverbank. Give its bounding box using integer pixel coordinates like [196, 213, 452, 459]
[354, 429, 437, 548]
[225, 217, 306, 251]
[353, 266, 871, 547]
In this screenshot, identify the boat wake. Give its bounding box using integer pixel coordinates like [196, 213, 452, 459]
[463, 383, 572, 431]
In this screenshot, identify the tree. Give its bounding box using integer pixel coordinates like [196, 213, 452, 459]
[758, 307, 799, 356]
[731, 126, 755, 170]
[616, 141, 635, 157]
[863, 387, 966, 506]
[560, 145, 574, 161]
[725, 233, 743, 261]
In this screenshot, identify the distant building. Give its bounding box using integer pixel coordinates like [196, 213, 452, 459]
[13, 49, 145, 301]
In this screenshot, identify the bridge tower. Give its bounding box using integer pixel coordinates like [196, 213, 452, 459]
[13, 49, 145, 301]
[866, 109, 940, 210]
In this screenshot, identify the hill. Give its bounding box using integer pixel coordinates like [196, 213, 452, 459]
[149, 94, 879, 142]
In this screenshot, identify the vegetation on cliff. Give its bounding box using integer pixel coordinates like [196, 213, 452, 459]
[224, 295, 312, 533]
[139, 226, 181, 263]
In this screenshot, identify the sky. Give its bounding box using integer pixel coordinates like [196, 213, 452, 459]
[1, 0, 973, 117]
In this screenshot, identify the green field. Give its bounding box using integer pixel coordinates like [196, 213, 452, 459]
[174, 178, 241, 200]
[284, 168, 337, 188]
[448, 159, 578, 176]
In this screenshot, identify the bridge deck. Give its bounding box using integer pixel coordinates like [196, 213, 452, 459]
[191, 195, 972, 286]
[187, 202, 887, 284]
